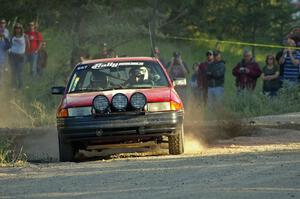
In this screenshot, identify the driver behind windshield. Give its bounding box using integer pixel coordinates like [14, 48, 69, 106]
[125, 66, 154, 86]
[88, 70, 108, 90]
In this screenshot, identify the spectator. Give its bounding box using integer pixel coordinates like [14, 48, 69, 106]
[152, 46, 166, 68]
[232, 48, 261, 91]
[166, 52, 189, 105]
[107, 48, 117, 58]
[79, 49, 90, 62]
[25, 21, 43, 77]
[206, 50, 226, 106]
[9, 23, 29, 91]
[262, 55, 280, 96]
[0, 19, 10, 38]
[278, 38, 300, 85]
[189, 62, 200, 105]
[37, 41, 48, 76]
[98, 42, 109, 59]
[0, 29, 10, 86]
[0, 19, 10, 73]
[190, 62, 199, 89]
[197, 50, 214, 105]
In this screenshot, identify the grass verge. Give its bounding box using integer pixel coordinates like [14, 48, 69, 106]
[0, 135, 27, 167]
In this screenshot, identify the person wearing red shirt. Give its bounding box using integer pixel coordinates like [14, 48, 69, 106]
[25, 21, 43, 77]
[197, 50, 214, 105]
[232, 49, 262, 91]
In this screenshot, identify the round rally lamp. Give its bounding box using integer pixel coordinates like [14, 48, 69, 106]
[93, 95, 110, 113]
[130, 92, 147, 110]
[111, 93, 128, 111]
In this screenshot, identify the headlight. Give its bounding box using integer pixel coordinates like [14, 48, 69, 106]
[93, 95, 110, 113]
[145, 102, 170, 112]
[145, 101, 183, 112]
[112, 93, 128, 111]
[130, 92, 147, 110]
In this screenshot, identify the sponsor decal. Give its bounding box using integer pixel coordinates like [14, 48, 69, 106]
[91, 62, 144, 69]
[76, 65, 88, 71]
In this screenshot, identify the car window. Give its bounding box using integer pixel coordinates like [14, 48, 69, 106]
[68, 61, 169, 93]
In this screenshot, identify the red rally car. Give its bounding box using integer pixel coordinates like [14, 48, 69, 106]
[52, 57, 186, 161]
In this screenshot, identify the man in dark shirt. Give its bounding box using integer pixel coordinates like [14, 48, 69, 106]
[206, 50, 226, 106]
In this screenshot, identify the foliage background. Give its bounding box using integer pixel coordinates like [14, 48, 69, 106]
[0, 0, 300, 127]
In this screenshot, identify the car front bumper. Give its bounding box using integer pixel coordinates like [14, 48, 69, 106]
[57, 111, 183, 142]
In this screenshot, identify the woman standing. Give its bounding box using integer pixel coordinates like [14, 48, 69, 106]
[262, 55, 280, 96]
[9, 23, 28, 91]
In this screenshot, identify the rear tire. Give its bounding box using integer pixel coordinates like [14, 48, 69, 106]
[168, 124, 184, 155]
[58, 133, 76, 162]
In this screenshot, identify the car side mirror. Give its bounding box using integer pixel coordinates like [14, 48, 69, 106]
[173, 78, 187, 87]
[51, 86, 66, 95]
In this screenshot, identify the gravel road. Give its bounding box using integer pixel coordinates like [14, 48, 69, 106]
[1, 127, 300, 199]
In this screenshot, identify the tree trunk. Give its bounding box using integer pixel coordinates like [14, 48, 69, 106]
[149, 0, 158, 55]
[70, 11, 83, 68]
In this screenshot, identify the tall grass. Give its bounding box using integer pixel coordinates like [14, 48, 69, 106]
[0, 136, 26, 166]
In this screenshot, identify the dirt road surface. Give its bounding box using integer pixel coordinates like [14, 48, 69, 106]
[1, 126, 300, 199]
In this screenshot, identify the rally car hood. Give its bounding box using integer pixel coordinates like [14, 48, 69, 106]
[63, 87, 172, 108]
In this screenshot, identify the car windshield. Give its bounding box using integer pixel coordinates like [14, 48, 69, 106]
[68, 61, 169, 93]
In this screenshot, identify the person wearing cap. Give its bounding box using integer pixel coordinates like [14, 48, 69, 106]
[25, 21, 43, 77]
[166, 52, 189, 105]
[232, 48, 262, 91]
[206, 50, 226, 106]
[197, 50, 214, 105]
[9, 23, 29, 91]
[0, 19, 10, 39]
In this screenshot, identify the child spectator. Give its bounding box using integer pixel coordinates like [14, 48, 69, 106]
[37, 41, 48, 76]
[262, 55, 280, 96]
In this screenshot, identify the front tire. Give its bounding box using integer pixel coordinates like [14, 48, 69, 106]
[168, 124, 184, 155]
[58, 133, 76, 162]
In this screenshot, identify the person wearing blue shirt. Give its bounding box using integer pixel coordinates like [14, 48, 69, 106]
[278, 38, 300, 85]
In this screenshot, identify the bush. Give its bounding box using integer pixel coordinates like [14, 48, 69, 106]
[224, 83, 300, 117]
[0, 136, 26, 166]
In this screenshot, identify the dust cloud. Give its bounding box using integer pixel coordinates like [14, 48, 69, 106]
[184, 133, 206, 154]
[183, 98, 207, 154]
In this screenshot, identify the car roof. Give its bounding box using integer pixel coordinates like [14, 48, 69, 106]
[81, 57, 158, 65]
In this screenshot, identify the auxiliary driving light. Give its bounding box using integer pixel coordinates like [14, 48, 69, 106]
[111, 93, 128, 111]
[130, 92, 147, 110]
[93, 95, 110, 113]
